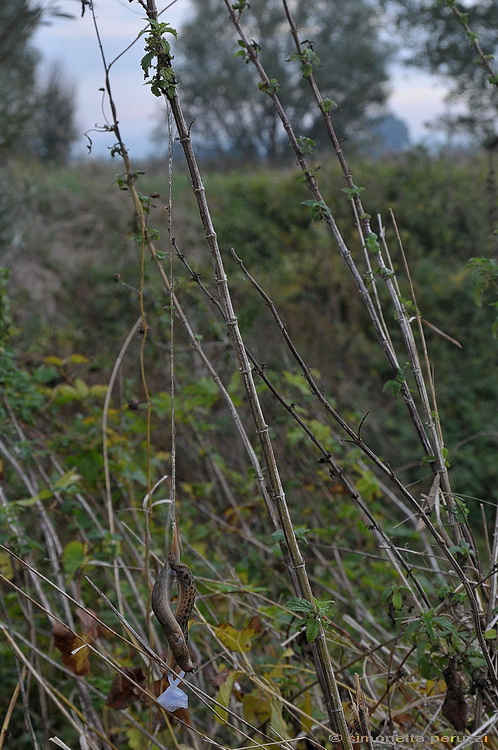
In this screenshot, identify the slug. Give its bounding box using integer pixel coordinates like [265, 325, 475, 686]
[151, 532, 196, 673]
[168, 552, 196, 643]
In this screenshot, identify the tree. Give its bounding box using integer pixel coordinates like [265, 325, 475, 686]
[0, 0, 76, 160]
[174, 0, 394, 159]
[0, 0, 41, 154]
[33, 62, 77, 164]
[383, 0, 498, 144]
[0, 1, 76, 260]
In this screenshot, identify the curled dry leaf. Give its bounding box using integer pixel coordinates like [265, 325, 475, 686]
[105, 666, 146, 710]
[75, 607, 113, 640]
[442, 659, 470, 731]
[246, 615, 263, 634]
[52, 622, 90, 676]
[170, 706, 193, 727]
[53, 608, 110, 676]
[212, 667, 232, 687]
[75, 607, 99, 640]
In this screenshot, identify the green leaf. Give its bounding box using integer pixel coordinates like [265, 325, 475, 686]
[468, 655, 487, 668]
[270, 696, 288, 741]
[378, 266, 395, 279]
[383, 366, 407, 399]
[53, 469, 81, 490]
[484, 629, 497, 640]
[62, 540, 87, 577]
[296, 136, 316, 154]
[214, 669, 240, 724]
[392, 591, 403, 610]
[271, 527, 310, 545]
[301, 199, 328, 220]
[432, 616, 461, 639]
[381, 585, 394, 604]
[356, 470, 381, 501]
[271, 529, 285, 543]
[287, 597, 314, 614]
[257, 78, 281, 95]
[314, 598, 334, 617]
[382, 584, 408, 610]
[403, 620, 421, 639]
[319, 98, 337, 113]
[365, 232, 380, 254]
[159, 38, 171, 55]
[14, 488, 53, 507]
[449, 540, 475, 559]
[33, 364, 59, 383]
[398, 295, 414, 310]
[418, 652, 435, 679]
[140, 51, 155, 76]
[341, 185, 365, 199]
[54, 384, 79, 403]
[305, 617, 320, 643]
[383, 379, 402, 398]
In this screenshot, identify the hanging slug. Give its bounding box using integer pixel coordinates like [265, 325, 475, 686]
[167, 552, 196, 643]
[151, 530, 196, 673]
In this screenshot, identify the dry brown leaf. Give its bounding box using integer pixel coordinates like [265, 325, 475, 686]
[212, 667, 231, 687]
[442, 659, 470, 731]
[75, 607, 100, 640]
[105, 666, 145, 710]
[171, 707, 193, 727]
[246, 615, 263, 634]
[52, 622, 90, 676]
[151, 675, 169, 698]
[394, 713, 414, 726]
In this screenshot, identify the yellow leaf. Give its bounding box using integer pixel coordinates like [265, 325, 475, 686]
[416, 678, 446, 696]
[300, 691, 313, 734]
[214, 622, 256, 653]
[0, 551, 14, 581]
[14, 488, 53, 506]
[125, 728, 145, 750]
[243, 692, 271, 727]
[192, 541, 208, 558]
[270, 696, 288, 741]
[73, 378, 89, 399]
[82, 415, 100, 425]
[89, 384, 108, 398]
[267, 663, 285, 681]
[68, 353, 89, 364]
[214, 669, 240, 724]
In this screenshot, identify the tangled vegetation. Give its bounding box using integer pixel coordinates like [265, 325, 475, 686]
[1, 1, 498, 749]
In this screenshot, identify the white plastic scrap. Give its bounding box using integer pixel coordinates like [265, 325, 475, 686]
[157, 671, 189, 711]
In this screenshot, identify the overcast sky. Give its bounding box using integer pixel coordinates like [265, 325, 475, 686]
[34, 0, 451, 159]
